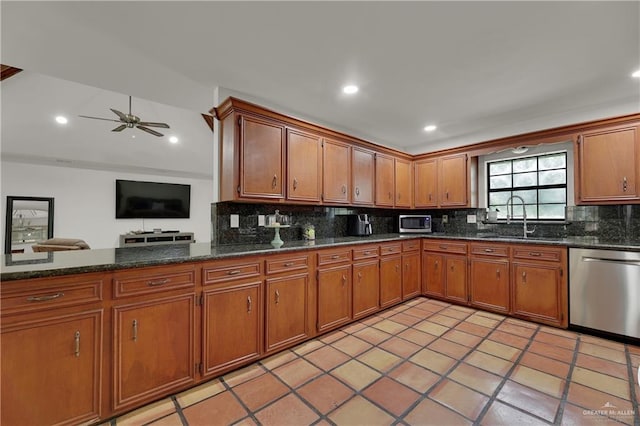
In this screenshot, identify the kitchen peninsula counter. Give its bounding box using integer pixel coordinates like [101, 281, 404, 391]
[2, 233, 639, 282]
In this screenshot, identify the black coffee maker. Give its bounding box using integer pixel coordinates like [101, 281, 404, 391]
[347, 214, 373, 236]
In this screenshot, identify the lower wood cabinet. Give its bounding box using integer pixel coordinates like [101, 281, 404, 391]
[469, 243, 510, 314]
[422, 252, 445, 297]
[422, 240, 468, 304]
[1, 308, 103, 426]
[380, 254, 402, 308]
[353, 259, 380, 319]
[265, 272, 310, 353]
[402, 241, 421, 300]
[317, 263, 352, 332]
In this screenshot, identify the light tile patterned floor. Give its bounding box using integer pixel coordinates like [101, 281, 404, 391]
[105, 297, 640, 425]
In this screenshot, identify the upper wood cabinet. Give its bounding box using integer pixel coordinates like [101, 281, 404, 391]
[576, 125, 639, 204]
[352, 147, 375, 206]
[375, 153, 395, 207]
[287, 128, 322, 203]
[439, 154, 469, 207]
[323, 138, 351, 204]
[395, 158, 413, 208]
[414, 158, 438, 208]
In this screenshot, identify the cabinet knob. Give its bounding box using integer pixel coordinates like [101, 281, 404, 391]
[358, 272, 363, 281]
[428, 193, 432, 201]
[74, 331, 81, 357]
[623, 177, 628, 192]
[434, 260, 439, 268]
[247, 296, 252, 313]
[342, 185, 347, 194]
[522, 271, 527, 282]
[132, 319, 138, 342]
[496, 269, 501, 279]
[275, 290, 280, 304]
[446, 191, 450, 199]
[355, 187, 360, 196]
[272, 174, 278, 189]
[342, 275, 347, 286]
[388, 191, 392, 200]
[293, 178, 298, 190]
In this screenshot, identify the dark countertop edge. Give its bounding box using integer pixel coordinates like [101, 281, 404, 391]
[2, 234, 639, 281]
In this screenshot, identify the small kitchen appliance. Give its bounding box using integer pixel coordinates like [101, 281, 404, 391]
[347, 214, 372, 236]
[398, 214, 432, 233]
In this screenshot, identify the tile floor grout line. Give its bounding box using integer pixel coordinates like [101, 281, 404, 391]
[553, 331, 582, 425]
[623, 344, 640, 426]
[169, 395, 189, 426]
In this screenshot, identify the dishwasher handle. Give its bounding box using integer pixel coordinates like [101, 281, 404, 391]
[582, 256, 640, 267]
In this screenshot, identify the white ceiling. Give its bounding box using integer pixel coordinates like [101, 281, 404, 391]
[1, 1, 639, 175]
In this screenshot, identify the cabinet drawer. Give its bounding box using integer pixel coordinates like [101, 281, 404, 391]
[265, 255, 310, 275]
[318, 249, 352, 266]
[353, 245, 379, 260]
[512, 245, 564, 262]
[114, 265, 197, 298]
[470, 243, 509, 257]
[423, 240, 468, 255]
[203, 260, 261, 285]
[402, 240, 421, 252]
[1, 274, 104, 316]
[380, 243, 402, 256]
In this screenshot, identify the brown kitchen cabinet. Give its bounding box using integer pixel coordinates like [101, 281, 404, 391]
[469, 242, 510, 314]
[422, 240, 468, 304]
[317, 249, 352, 332]
[395, 157, 413, 208]
[511, 245, 568, 328]
[375, 152, 395, 207]
[414, 158, 438, 208]
[264, 254, 311, 353]
[323, 138, 352, 204]
[351, 146, 375, 205]
[439, 154, 469, 207]
[402, 240, 421, 300]
[287, 128, 322, 203]
[201, 259, 263, 378]
[379, 242, 403, 308]
[576, 125, 639, 204]
[352, 245, 380, 319]
[1, 273, 104, 426]
[111, 265, 197, 411]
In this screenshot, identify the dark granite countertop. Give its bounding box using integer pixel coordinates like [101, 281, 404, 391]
[2, 233, 639, 281]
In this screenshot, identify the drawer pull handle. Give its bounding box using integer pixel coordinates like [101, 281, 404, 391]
[147, 278, 169, 286]
[395, 265, 400, 272]
[272, 174, 278, 189]
[522, 271, 527, 282]
[358, 272, 363, 280]
[439, 245, 448, 250]
[342, 185, 347, 194]
[247, 296, 252, 313]
[496, 269, 501, 279]
[74, 331, 80, 357]
[364, 250, 371, 255]
[293, 178, 298, 190]
[484, 248, 494, 253]
[429, 193, 432, 201]
[342, 275, 347, 286]
[275, 290, 280, 304]
[388, 191, 392, 200]
[331, 255, 341, 259]
[227, 270, 242, 275]
[132, 319, 138, 342]
[528, 252, 542, 257]
[27, 292, 65, 302]
[434, 260, 439, 268]
[623, 177, 628, 192]
[283, 262, 294, 267]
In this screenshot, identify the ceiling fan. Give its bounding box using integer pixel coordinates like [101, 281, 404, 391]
[79, 96, 170, 137]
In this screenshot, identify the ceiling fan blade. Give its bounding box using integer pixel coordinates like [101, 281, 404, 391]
[137, 126, 164, 137]
[78, 115, 122, 123]
[112, 124, 127, 132]
[110, 108, 128, 121]
[138, 121, 170, 129]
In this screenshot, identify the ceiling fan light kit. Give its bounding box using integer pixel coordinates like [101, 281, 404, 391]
[79, 96, 170, 137]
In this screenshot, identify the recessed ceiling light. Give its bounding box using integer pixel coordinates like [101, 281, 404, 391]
[342, 85, 359, 95]
[55, 116, 68, 125]
[169, 136, 179, 144]
[632, 69, 640, 78]
[423, 125, 437, 132]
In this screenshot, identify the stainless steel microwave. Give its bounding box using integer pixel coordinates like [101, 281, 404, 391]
[399, 215, 432, 233]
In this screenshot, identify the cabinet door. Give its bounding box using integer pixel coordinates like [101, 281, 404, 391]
[202, 282, 262, 378]
[395, 158, 412, 208]
[578, 126, 639, 202]
[380, 256, 402, 308]
[113, 294, 196, 410]
[352, 147, 375, 205]
[1, 310, 102, 426]
[323, 138, 351, 204]
[287, 129, 322, 202]
[512, 262, 564, 327]
[422, 253, 445, 297]
[440, 154, 468, 207]
[353, 260, 380, 319]
[240, 115, 285, 199]
[470, 258, 510, 314]
[445, 255, 468, 303]
[317, 265, 352, 332]
[402, 252, 421, 300]
[265, 273, 309, 353]
[375, 153, 395, 207]
[414, 158, 438, 208]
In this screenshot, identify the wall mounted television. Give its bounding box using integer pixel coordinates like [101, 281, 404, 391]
[115, 179, 191, 219]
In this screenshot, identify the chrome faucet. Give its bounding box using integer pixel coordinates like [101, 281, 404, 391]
[505, 195, 536, 238]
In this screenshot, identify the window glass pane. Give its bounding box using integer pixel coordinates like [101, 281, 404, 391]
[508, 204, 524, 218]
[512, 190, 537, 203]
[489, 161, 511, 175]
[539, 169, 566, 185]
[525, 205, 538, 219]
[539, 204, 565, 219]
[539, 188, 566, 203]
[539, 153, 566, 170]
[490, 175, 512, 189]
[489, 192, 512, 206]
[513, 172, 537, 187]
[513, 158, 536, 173]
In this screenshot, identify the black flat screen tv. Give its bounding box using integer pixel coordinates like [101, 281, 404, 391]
[116, 180, 191, 219]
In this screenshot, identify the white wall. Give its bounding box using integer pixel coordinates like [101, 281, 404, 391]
[1, 161, 214, 249]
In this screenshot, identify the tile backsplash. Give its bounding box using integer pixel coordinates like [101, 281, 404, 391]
[211, 202, 639, 246]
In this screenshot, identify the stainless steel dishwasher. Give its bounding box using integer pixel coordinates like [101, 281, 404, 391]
[569, 248, 640, 339]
